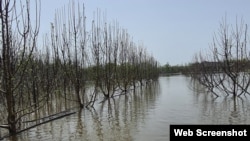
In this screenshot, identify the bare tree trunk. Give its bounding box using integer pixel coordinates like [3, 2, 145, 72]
[0, 0, 40, 134]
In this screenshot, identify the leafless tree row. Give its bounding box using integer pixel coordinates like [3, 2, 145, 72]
[87, 14, 159, 106]
[190, 17, 250, 98]
[0, 0, 159, 134]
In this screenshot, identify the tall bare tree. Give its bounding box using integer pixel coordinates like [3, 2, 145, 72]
[0, 0, 40, 134]
[51, 1, 87, 108]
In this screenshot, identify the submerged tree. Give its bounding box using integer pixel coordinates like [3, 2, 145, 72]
[190, 17, 250, 98]
[50, 1, 87, 108]
[87, 11, 159, 107]
[0, 0, 40, 134]
[0, 1, 161, 135]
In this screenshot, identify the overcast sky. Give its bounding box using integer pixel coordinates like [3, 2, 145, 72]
[38, 0, 250, 66]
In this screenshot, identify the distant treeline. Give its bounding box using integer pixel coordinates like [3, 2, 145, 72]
[159, 58, 250, 76]
[189, 60, 250, 74]
[158, 63, 190, 75]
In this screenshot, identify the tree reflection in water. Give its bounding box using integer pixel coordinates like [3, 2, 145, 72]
[1, 80, 160, 141]
[190, 78, 250, 124]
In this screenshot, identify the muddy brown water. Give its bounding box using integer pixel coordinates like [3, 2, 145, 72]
[2, 75, 250, 141]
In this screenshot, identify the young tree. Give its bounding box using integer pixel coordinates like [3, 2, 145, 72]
[0, 0, 40, 134]
[51, 1, 87, 108]
[191, 17, 250, 98]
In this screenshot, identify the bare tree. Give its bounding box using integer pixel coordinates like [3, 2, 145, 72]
[50, 1, 87, 108]
[89, 13, 119, 103]
[0, 0, 40, 134]
[191, 17, 250, 98]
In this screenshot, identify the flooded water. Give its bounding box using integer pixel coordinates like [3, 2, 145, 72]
[2, 75, 250, 141]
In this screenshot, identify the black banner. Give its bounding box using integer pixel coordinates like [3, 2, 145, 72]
[170, 124, 250, 140]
